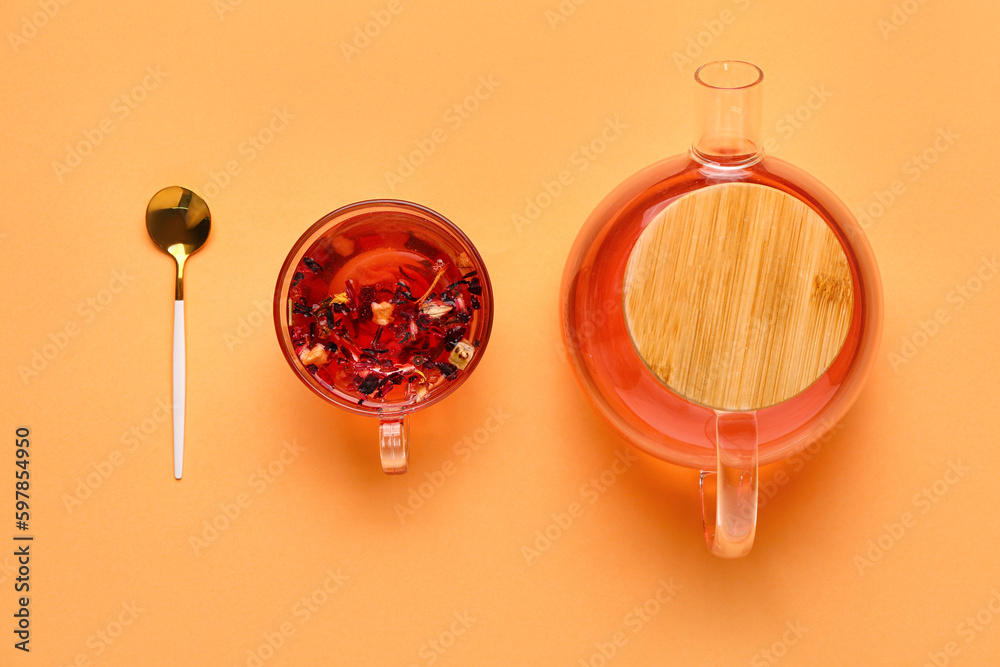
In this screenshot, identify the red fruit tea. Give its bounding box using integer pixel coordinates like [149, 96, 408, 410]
[279, 205, 491, 410]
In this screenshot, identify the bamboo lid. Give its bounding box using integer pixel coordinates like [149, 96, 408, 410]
[623, 183, 853, 412]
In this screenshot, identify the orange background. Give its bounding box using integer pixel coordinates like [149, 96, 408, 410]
[2, 1, 999, 665]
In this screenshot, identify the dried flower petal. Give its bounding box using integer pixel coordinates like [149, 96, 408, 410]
[420, 302, 453, 318]
[357, 374, 380, 395]
[437, 362, 458, 379]
[331, 292, 349, 304]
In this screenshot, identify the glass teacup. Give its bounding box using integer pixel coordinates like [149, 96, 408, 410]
[274, 200, 493, 474]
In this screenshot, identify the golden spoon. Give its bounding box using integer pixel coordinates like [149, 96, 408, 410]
[145, 186, 211, 480]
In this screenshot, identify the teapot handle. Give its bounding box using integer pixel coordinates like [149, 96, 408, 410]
[700, 411, 758, 558]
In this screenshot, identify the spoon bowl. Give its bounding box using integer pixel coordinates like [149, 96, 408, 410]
[146, 187, 211, 298]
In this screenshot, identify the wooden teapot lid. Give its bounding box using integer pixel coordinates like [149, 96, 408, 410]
[623, 183, 853, 412]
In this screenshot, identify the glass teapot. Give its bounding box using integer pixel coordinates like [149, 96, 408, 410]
[560, 61, 882, 557]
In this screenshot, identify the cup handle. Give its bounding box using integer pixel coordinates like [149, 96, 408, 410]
[699, 411, 758, 558]
[379, 416, 409, 475]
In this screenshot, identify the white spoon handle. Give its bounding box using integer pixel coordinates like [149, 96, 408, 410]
[173, 299, 185, 480]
